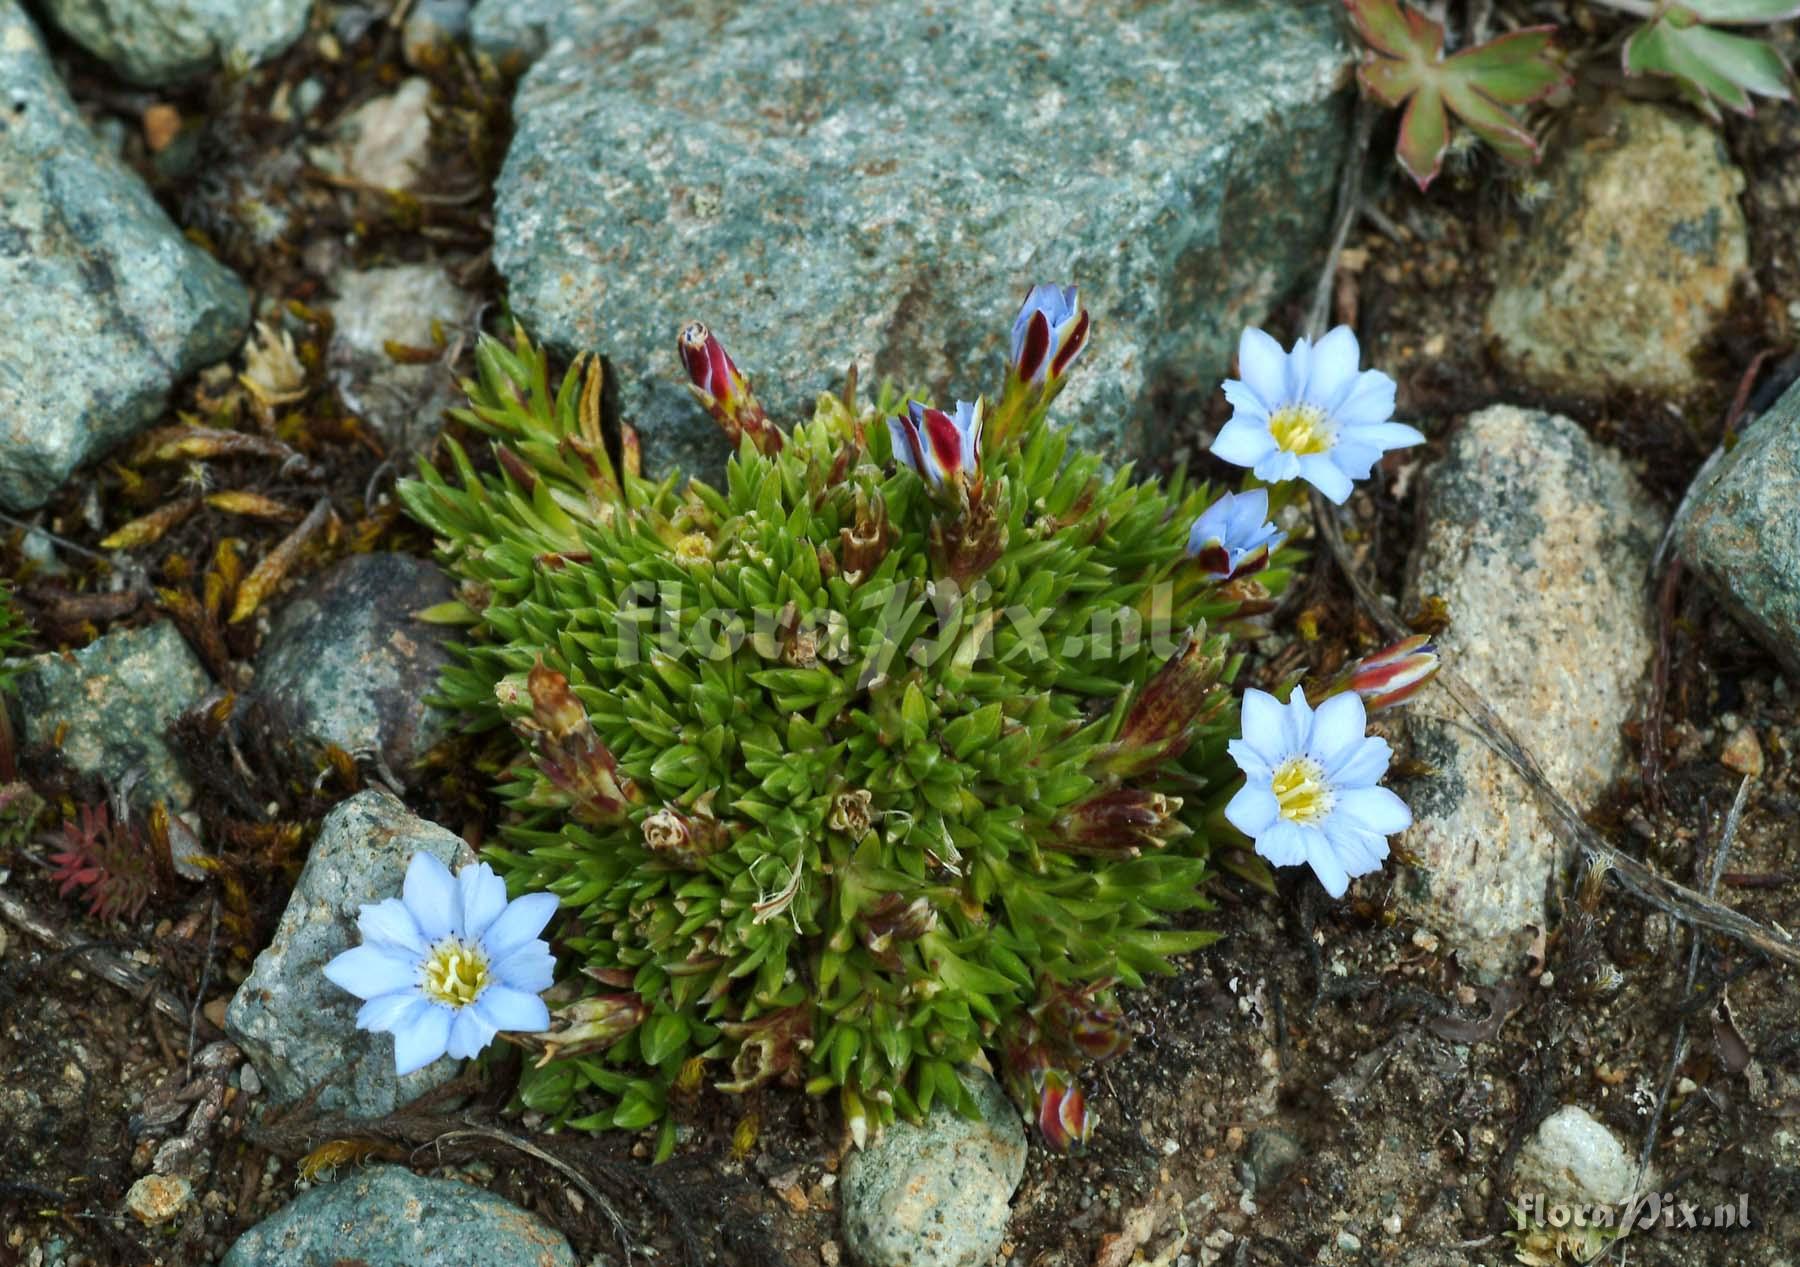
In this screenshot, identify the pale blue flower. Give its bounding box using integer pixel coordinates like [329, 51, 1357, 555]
[1210, 326, 1424, 505]
[1010, 284, 1090, 385]
[324, 853, 558, 1075]
[889, 398, 984, 491]
[1186, 488, 1285, 580]
[1224, 688, 1412, 898]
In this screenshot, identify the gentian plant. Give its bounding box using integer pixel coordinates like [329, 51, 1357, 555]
[388, 290, 1429, 1155]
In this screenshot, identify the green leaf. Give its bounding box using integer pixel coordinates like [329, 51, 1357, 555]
[1624, 11, 1794, 118]
[640, 1012, 690, 1066]
[1681, 0, 1800, 22]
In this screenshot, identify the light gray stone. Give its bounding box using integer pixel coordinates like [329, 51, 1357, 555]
[36, 0, 310, 86]
[327, 265, 470, 450]
[248, 553, 457, 783]
[1680, 379, 1800, 677]
[221, 1165, 575, 1267]
[1512, 1106, 1644, 1207]
[12, 621, 210, 867]
[841, 1067, 1027, 1267]
[1485, 100, 1747, 397]
[224, 791, 475, 1117]
[491, 0, 1352, 483]
[315, 78, 436, 191]
[1400, 406, 1662, 978]
[0, 2, 250, 510]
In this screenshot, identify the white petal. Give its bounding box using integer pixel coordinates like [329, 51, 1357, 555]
[1308, 692, 1367, 770]
[1341, 420, 1425, 454]
[324, 944, 420, 1000]
[1336, 785, 1413, 836]
[1221, 378, 1271, 421]
[1284, 335, 1312, 402]
[1238, 689, 1290, 764]
[1335, 370, 1397, 427]
[1305, 833, 1351, 898]
[1237, 328, 1288, 408]
[480, 891, 560, 959]
[492, 942, 557, 994]
[1211, 416, 1276, 468]
[446, 1007, 499, 1059]
[475, 985, 551, 1034]
[1255, 820, 1309, 868]
[458, 863, 509, 944]
[1328, 733, 1393, 787]
[357, 990, 427, 1034]
[1307, 326, 1361, 412]
[1299, 453, 1354, 504]
[393, 1005, 452, 1075]
[403, 852, 459, 941]
[357, 898, 425, 957]
[1226, 737, 1273, 781]
[1323, 816, 1390, 873]
[1279, 690, 1315, 757]
[1226, 783, 1280, 838]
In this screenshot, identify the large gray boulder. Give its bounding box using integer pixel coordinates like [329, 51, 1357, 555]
[0, 2, 249, 510]
[224, 791, 476, 1117]
[490, 0, 1353, 482]
[1399, 406, 1662, 978]
[35, 0, 311, 86]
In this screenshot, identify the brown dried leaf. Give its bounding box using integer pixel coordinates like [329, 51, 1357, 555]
[229, 498, 332, 624]
[101, 496, 201, 550]
[205, 490, 304, 522]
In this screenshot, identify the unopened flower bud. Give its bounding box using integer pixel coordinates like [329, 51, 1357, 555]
[839, 489, 890, 583]
[1316, 634, 1440, 713]
[642, 806, 729, 868]
[1099, 629, 1228, 776]
[829, 788, 875, 842]
[1051, 788, 1188, 857]
[678, 321, 782, 454]
[1037, 980, 1132, 1064]
[536, 992, 647, 1064]
[513, 662, 637, 823]
[888, 399, 984, 499]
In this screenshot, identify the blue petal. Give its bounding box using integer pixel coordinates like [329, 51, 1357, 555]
[1284, 335, 1312, 403]
[356, 990, 427, 1034]
[357, 898, 425, 958]
[1221, 378, 1271, 421]
[1237, 689, 1290, 764]
[458, 862, 509, 945]
[1227, 737, 1273, 781]
[446, 1006, 499, 1059]
[1341, 420, 1425, 453]
[1279, 690, 1315, 758]
[324, 944, 420, 1000]
[1211, 416, 1276, 468]
[1237, 328, 1288, 410]
[1252, 449, 1302, 486]
[1330, 435, 1384, 480]
[1307, 692, 1367, 770]
[1327, 733, 1393, 788]
[491, 942, 557, 994]
[1335, 370, 1397, 427]
[887, 415, 920, 473]
[1226, 782, 1279, 838]
[1255, 820, 1309, 868]
[1299, 453, 1354, 504]
[1322, 817, 1390, 874]
[1305, 832, 1351, 898]
[479, 891, 560, 960]
[403, 852, 459, 941]
[393, 1004, 452, 1075]
[474, 985, 551, 1034]
[1335, 785, 1412, 836]
[1305, 326, 1361, 413]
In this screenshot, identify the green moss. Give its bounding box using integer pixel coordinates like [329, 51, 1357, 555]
[399, 316, 1289, 1152]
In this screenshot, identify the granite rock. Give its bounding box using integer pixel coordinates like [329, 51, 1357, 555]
[841, 1067, 1026, 1267]
[1513, 1105, 1643, 1207]
[491, 0, 1352, 483]
[224, 791, 475, 1117]
[0, 2, 250, 510]
[36, 0, 310, 85]
[1400, 406, 1662, 977]
[1485, 101, 1747, 397]
[221, 1165, 575, 1267]
[1680, 379, 1800, 677]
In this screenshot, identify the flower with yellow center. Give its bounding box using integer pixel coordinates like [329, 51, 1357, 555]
[325, 853, 560, 1074]
[1210, 326, 1424, 505]
[1224, 688, 1412, 898]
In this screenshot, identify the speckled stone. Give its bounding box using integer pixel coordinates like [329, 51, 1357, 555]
[248, 554, 456, 784]
[224, 791, 476, 1117]
[1681, 380, 1800, 677]
[1513, 1106, 1643, 1207]
[492, 0, 1352, 483]
[12, 621, 210, 863]
[35, 0, 310, 85]
[1400, 406, 1663, 978]
[0, 3, 249, 511]
[221, 1165, 575, 1267]
[841, 1067, 1026, 1267]
[327, 265, 470, 451]
[1485, 101, 1747, 397]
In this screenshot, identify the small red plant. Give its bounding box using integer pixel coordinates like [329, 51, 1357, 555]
[48, 802, 168, 922]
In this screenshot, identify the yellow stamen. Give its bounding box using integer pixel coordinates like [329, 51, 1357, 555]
[1271, 756, 1332, 824]
[421, 938, 489, 1009]
[1268, 403, 1334, 456]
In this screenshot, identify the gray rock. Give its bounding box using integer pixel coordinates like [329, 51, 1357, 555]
[1512, 1106, 1643, 1207]
[1400, 406, 1662, 978]
[492, 0, 1351, 483]
[328, 265, 470, 451]
[1485, 101, 1747, 397]
[224, 790, 475, 1117]
[1681, 380, 1800, 677]
[248, 553, 456, 784]
[221, 1165, 576, 1267]
[841, 1067, 1027, 1267]
[0, 3, 250, 511]
[469, 0, 572, 65]
[13, 621, 210, 867]
[35, 0, 309, 86]
[1246, 1128, 1304, 1193]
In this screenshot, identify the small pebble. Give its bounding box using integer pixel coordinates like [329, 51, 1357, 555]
[1336, 1231, 1361, 1252]
[126, 1174, 193, 1225]
[240, 1064, 262, 1096]
[1720, 725, 1764, 777]
[1382, 1212, 1402, 1236]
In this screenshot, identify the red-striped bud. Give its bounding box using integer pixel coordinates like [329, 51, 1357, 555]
[678, 321, 782, 454]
